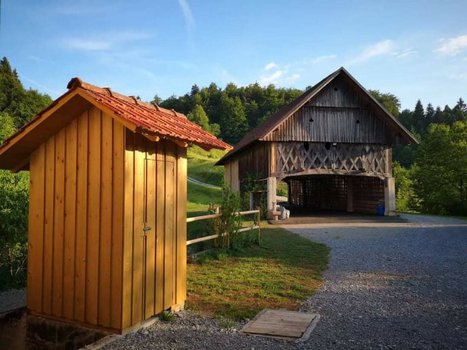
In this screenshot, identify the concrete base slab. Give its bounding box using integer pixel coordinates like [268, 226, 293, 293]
[242, 309, 320, 342]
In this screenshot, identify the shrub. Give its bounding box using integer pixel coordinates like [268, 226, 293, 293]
[0, 170, 29, 290]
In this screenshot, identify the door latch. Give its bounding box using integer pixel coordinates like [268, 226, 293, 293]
[143, 223, 152, 234]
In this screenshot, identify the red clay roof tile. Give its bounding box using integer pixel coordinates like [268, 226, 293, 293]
[67, 77, 231, 150]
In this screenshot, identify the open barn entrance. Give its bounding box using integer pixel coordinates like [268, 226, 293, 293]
[284, 175, 385, 216]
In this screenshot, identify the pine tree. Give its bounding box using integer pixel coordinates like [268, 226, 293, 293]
[452, 98, 467, 123]
[433, 106, 443, 124]
[412, 100, 425, 134]
[0, 57, 52, 128]
[425, 103, 435, 126]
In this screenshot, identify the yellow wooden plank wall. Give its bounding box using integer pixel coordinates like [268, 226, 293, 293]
[63, 119, 77, 320]
[27, 107, 187, 332]
[176, 147, 187, 307]
[145, 141, 156, 320]
[122, 133, 187, 329]
[155, 157, 165, 315]
[111, 120, 124, 330]
[27, 107, 125, 330]
[27, 143, 45, 312]
[122, 131, 134, 329]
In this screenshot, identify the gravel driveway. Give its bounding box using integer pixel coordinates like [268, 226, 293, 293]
[104, 214, 467, 349]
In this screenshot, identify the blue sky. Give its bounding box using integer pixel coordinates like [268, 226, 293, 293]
[1, 0, 466, 110]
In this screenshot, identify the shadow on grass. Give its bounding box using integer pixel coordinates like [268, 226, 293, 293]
[186, 226, 329, 321]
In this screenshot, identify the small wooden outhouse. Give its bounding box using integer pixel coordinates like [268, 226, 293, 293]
[0, 78, 230, 332]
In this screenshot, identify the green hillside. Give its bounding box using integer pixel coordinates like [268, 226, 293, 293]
[187, 145, 226, 213]
[187, 182, 222, 213]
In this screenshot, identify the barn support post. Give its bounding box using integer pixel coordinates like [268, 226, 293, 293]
[346, 177, 354, 212]
[267, 176, 277, 219]
[384, 177, 396, 216]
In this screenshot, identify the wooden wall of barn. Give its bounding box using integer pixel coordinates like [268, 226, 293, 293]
[224, 159, 240, 192]
[27, 106, 187, 332]
[263, 75, 392, 144]
[237, 141, 270, 190]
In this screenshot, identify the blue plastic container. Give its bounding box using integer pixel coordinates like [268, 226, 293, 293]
[376, 203, 385, 216]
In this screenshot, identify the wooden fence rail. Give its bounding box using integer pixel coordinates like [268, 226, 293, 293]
[186, 209, 261, 246]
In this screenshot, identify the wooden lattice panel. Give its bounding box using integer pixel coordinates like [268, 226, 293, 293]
[276, 142, 388, 178]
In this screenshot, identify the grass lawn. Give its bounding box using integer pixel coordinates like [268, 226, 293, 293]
[187, 145, 226, 187]
[187, 181, 222, 213]
[186, 225, 329, 321]
[188, 159, 224, 187]
[186, 145, 224, 213]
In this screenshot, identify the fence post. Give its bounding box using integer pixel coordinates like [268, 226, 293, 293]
[256, 206, 261, 245]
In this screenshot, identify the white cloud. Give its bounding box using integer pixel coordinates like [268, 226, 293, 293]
[394, 49, 417, 58]
[65, 39, 112, 51]
[259, 70, 284, 85]
[436, 34, 467, 56]
[264, 62, 278, 70]
[62, 31, 152, 52]
[348, 39, 396, 65]
[310, 54, 337, 63]
[178, 0, 195, 32]
[258, 63, 300, 86]
[286, 73, 301, 83]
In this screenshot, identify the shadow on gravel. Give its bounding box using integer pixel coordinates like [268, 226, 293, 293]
[0, 308, 108, 350]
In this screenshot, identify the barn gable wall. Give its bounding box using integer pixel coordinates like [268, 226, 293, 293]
[263, 75, 391, 144]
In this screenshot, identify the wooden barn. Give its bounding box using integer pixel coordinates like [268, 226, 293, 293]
[0, 78, 230, 333]
[218, 68, 417, 218]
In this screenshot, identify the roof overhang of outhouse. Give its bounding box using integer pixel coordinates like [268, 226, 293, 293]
[0, 78, 232, 171]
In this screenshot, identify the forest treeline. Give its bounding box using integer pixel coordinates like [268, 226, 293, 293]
[0, 58, 52, 289]
[0, 57, 465, 288]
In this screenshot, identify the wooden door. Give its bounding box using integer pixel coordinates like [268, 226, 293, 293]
[142, 151, 176, 319]
[143, 153, 156, 320]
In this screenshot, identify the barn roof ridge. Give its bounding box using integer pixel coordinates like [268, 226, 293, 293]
[216, 67, 417, 165]
[0, 77, 231, 170]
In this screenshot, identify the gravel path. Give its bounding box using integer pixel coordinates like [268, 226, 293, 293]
[103, 214, 467, 350]
[291, 214, 467, 349]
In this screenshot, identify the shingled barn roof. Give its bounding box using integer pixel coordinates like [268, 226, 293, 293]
[0, 78, 231, 170]
[217, 67, 417, 165]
